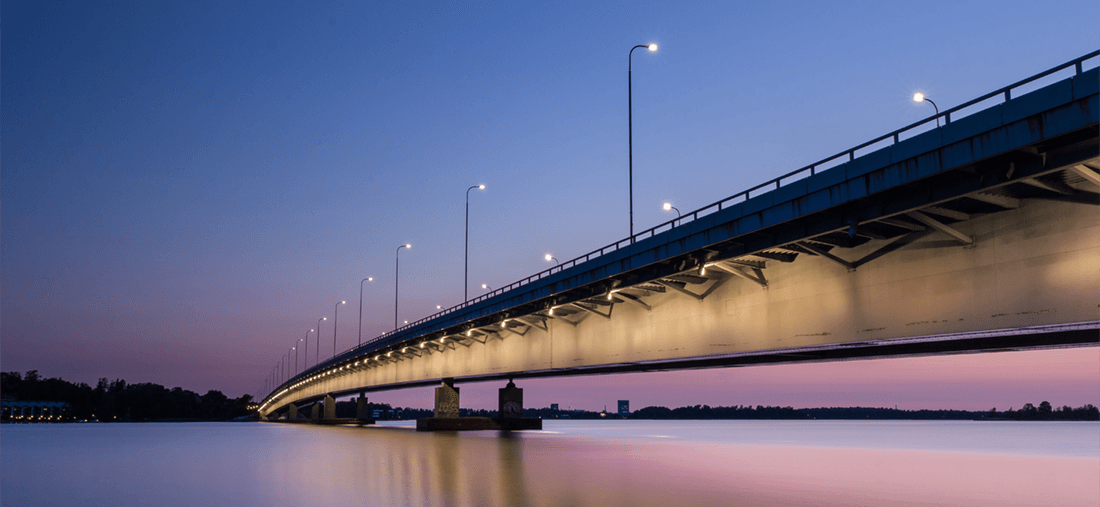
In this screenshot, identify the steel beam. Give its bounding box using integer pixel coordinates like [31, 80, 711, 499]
[906, 211, 973, 245]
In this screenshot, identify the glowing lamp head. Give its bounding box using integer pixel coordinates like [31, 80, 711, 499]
[405, 244, 411, 249]
[663, 202, 672, 211]
[913, 92, 925, 103]
[341, 300, 346, 305]
[482, 284, 488, 289]
[544, 254, 553, 261]
[478, 184, 485, 190]
[647, 44, 657, 51]
[322, 317, 327, 321]
[436, 305, 442, 309]
[368, 277, 373, 281]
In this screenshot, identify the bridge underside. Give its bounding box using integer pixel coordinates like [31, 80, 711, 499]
[264, 172, 1098, 414]
[260, 66, 1099, 417]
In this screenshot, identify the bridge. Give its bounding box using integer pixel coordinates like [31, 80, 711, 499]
[259, 52, 1100, 422]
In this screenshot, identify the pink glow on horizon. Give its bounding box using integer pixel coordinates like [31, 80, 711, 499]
[356, 347, 1099, 411]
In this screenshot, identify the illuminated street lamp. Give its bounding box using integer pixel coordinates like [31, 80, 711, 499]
[482, 283, 492, 291]
[913, 92, 940, 127]
[545, 253, 559, 265]
[333, 300, 346, 359]
[304, 329, 313, 370]
[293, 339, 301, 376]
[316, 317, 326, 367]
[662, 202, 681, 225]
[395, 244, 411, 330]
[358, 277, 374, 348]
[628, 42, 658, 241]
[465, 184, 486, 302]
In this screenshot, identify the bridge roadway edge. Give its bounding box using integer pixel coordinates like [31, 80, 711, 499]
[261, 62, 1099, 416]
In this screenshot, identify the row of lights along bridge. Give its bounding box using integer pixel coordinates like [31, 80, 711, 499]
[261, 43, 946, 398]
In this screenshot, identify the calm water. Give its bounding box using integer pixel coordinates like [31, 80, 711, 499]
[2, 420, 1096, 506]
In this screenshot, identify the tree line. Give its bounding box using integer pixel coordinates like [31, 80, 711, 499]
[628, 403, 1098, 420]
[2, 371, 254, 422]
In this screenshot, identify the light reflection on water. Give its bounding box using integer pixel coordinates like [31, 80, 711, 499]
[1, 420, 1096, 506]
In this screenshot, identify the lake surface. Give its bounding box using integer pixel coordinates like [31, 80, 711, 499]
[2, 420, 1096, 506]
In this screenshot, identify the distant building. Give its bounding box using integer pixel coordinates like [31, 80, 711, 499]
[550, 403, 559, 411]
[618, 400, 629, 416]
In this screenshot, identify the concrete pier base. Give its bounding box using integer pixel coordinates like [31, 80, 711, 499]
[417, 379, 541, 431]
[356, 394, 371, 420]
[498, 380, 523, 418]
[288, 403, 299, 420]
[323, 394, 335, 420]
[310, 403, 320, 420]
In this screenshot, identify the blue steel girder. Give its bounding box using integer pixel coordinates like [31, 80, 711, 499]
[266, 57, 1099, 405]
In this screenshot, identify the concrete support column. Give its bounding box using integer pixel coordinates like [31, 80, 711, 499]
[434, 378, 460, 419]
[323, 394, 335, 420]
[311, 403, 320, 420]
[288, 403, 298, 420]
[498, 380, 523, 418]
[356, 393, 370, 420]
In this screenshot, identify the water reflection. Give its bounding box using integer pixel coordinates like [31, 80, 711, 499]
[1, 421, 1096, 507]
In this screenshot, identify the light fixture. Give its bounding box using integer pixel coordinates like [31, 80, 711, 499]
[647, 44, 657, 51]
[913, 92, 940, 127]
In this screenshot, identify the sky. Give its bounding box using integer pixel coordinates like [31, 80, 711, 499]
[2, 0, 1097, 411]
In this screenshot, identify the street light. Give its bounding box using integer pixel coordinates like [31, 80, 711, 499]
[304, 329, 312, 371]
[293, 340, 301, 376]
[482, 283, 492, 291]
[316, 317, 326, 367]
[333, 300, 346, 359]
[545, 253, 559, 265]
[395, 244, 411, 330]
[358, 277, 373, 348]
[913, 92, 940, 127]
[288, 347, 294, 378]
[629, 42, 658, 241]
[663, 202, 680, 225]
[465, 184, 486, 302]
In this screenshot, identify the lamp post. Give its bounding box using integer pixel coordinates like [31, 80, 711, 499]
[913, 92, 940, 127]
[395, 244, 410, 330]
[544, 253, 559, 265]
[316, 317, 326, 367]
[662, 202, 680, 225]
[465, 184, 485, 302]
[293, 341, 300, 376]
[304, 329, 312, 371]
[333, 300, 346, 359]
[481, 283, 492, 291]
[629, 43, 658, 241]
[358, 277, 373, 347]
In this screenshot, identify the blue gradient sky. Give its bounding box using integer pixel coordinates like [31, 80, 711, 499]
[3, 1, 1097, 410]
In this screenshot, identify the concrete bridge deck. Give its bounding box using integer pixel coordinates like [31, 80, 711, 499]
[260, 52, 1099, 417]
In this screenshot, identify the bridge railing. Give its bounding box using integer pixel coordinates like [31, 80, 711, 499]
[310, 50, 1100, 384]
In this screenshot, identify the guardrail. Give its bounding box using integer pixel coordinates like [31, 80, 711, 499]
[275, 50, 1099, 399]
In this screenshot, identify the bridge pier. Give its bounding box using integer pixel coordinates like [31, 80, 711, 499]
[498, 379, 523, 418]
[356, 393, 371, 420]
[310, 403, 320, 420]
[323, 394, 335, 420]
[416, 379, 541, 431]
[288, 403, 298, 420]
